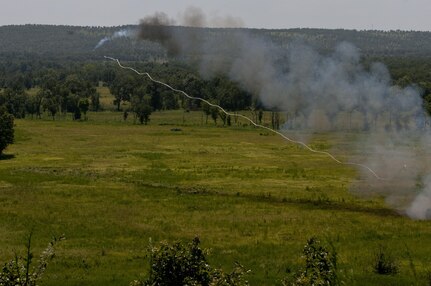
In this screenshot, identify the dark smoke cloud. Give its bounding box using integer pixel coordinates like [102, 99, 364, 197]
[139, 12, 180, 56]
[136, 8, 431, 219]
[138, 7, 244, 56]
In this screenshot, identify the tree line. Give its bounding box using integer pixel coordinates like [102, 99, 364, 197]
[0, 61, 253, 125]
[2, 57, 431, 129]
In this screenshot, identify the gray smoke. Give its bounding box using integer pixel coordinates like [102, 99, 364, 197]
[179, 6, 244, 28]
[136, 9, 431, 219]
[94, 28, 136, 50]
[228, 39, 431, 219]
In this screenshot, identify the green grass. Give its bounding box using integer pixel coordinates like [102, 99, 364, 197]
[1, 110, 431, 285]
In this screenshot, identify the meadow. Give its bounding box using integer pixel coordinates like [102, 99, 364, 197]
[1, 104, 431, 285]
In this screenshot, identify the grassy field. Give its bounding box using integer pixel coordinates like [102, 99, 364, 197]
[1, 109, 431, 285]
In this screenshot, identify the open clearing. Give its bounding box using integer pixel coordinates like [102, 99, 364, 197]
[1, 110, 430, 285]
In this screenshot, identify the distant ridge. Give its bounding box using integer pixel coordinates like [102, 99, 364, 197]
[1, 24, 431, 61]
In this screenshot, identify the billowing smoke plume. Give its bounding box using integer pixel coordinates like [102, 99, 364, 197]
[139, 7, 243, 56]
[138, 12, 179, 56]
[136, 9, 431, 219]
[94, 28, 136, 50]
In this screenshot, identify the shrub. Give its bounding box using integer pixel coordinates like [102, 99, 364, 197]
[284, 237, 339, 286]
[131, 237, 249, 286]
[373, 246, 399, 275]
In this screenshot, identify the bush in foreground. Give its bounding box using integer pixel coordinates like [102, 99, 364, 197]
[130, 237, 249, 286]
[0, 234, 64, 286]
[284, 237, 339, 286]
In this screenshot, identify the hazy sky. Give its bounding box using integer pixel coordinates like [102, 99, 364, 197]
[1, 0, 430, 31]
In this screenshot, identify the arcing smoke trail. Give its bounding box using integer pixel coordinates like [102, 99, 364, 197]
[104, 56, 385, 180]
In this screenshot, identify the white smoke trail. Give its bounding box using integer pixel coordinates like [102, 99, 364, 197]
[94, 37, 110, 50]
[94, 29, 136, 50]
[105, 56, 386, 180]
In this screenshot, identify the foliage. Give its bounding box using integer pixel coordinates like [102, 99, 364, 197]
[284, 237, 339, 286]
[134, 101, 152, 125]
[131, 87, 152, 125]
[0, 106, 14, 156]
[373, 246, 399, 275]
[0, 88, 28, 119]
[131, 237, 249, 286]
[78, 98, 90, 120]
[110, 73, 136, 111]
[0, 234, 64, 286]
[42, 96, 58, 120]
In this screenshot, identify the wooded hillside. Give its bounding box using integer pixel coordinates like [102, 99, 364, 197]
[1, 25, 431, 61]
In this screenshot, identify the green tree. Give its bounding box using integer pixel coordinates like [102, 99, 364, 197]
[78, 98, 90, 120]
[25, 95, 39, 119]
[65, 74, 86, 95]
[109, 74, 135, 111]
[66, 94, 81, 120]
[135, 99, 152, 125]
[131, 87, 152, 125]
[0, 106, 14, 157]
[42, 95, 58, 120]
[34, 90, 44, 119]
[161, 90, 178, 110]
[0, 88, 28, 118]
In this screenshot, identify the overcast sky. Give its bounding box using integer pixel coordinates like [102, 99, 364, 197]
[1, 0, 430, 31]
